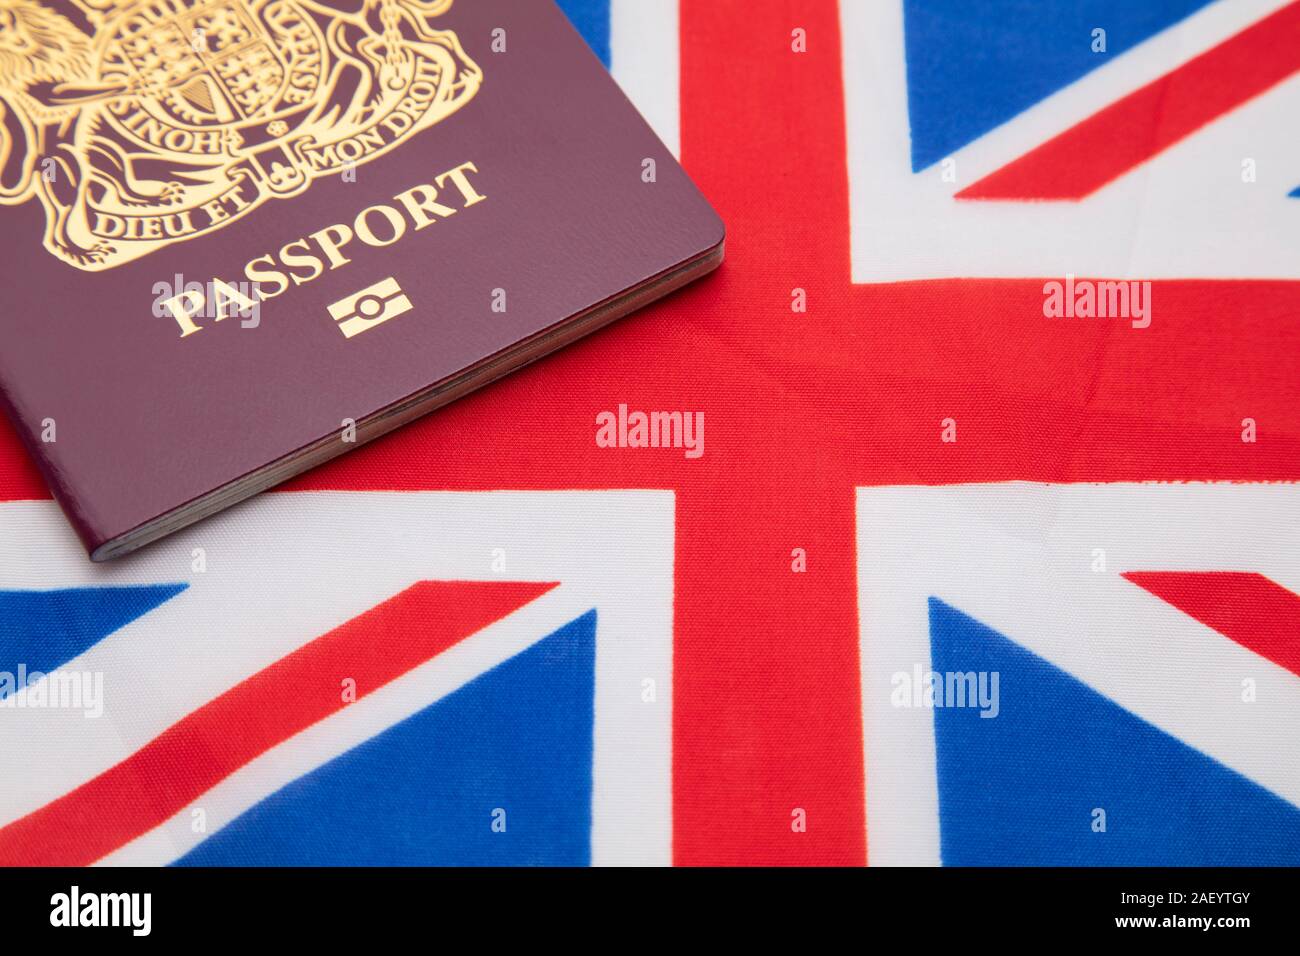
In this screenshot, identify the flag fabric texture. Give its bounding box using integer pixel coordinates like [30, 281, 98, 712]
[1, 0, 1299, 866]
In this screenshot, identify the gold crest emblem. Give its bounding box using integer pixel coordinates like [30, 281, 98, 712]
[0, 0, 481, 269]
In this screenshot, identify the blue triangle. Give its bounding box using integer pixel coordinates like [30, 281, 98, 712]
[0, 585, 187, 696]
[176, 611, 598, 865]
[1289, 185, 1300, 198]
[901, 0, 1214, 171]
[928, 597, 1300, 865]
[556, 0, 610, 67]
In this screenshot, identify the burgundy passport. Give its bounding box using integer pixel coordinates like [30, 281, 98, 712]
[0, 0, 723, 559]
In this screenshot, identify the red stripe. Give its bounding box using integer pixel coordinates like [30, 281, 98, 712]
[674, 0, 866, 865]
[1123, 571, 1300, 678]
[959, 1, 1300, 200]
[0, 580, 556, 866]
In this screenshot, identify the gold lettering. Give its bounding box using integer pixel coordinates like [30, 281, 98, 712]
[224, 183, 253, 212]
[303, 128, 385, 170]
[281, 239, 324, 285]
[436, 162, 487, 207]
[162, 290, 205, 338]
[381, 110, 413, 137]
[162, 212, 195, 237]
[202, 198, 232, 225]
[354, 204, 407, 246]
[211, 279, 257, 323]
[309, 224, 353, 269]
[92, 213, 125, 238]
[394, 184, 456, 229]
[245, 255, 290, 300]
[174, 162, 489, 340]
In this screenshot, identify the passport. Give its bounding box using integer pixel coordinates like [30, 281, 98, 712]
[0, 0, 723, 559]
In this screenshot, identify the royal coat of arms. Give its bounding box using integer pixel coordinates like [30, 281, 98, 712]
[0, 0, 481, 269]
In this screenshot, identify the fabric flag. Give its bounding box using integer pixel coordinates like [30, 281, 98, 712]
[1, 0, 1298, 866]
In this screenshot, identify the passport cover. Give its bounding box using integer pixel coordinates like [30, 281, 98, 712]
[0, 0, 723, 559]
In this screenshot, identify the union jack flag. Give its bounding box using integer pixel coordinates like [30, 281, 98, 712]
[1, 0, 1297, 866]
